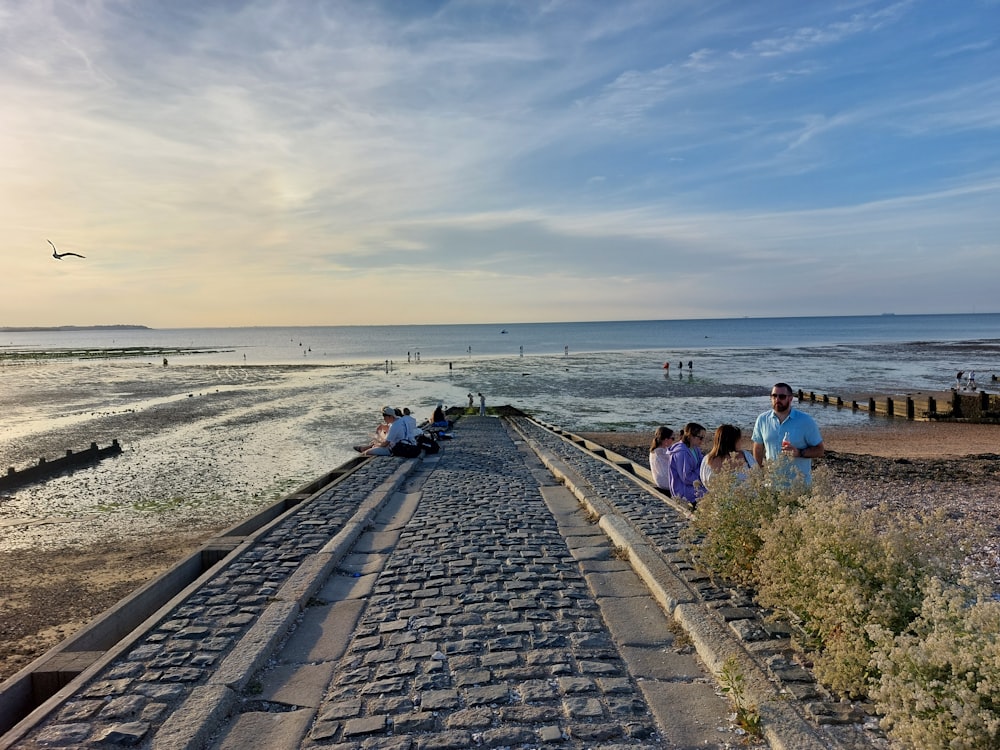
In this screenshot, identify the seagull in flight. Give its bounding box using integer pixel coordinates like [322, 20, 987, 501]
[48, 240, 85, 260]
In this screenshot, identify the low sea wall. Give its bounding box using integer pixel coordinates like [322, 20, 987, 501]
[0, 441, 122, 491]
[798, 389, 1000, 423]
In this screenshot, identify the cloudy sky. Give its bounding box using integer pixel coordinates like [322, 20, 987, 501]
[3, 0, 999, 328]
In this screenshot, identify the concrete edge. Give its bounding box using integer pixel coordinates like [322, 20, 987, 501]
[149, 456, 423, 749]
[151, 684, 238, 750]
[509, 417, 835, 750]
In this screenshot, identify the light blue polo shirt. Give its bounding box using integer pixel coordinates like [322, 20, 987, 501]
[751, 408, 823, 484]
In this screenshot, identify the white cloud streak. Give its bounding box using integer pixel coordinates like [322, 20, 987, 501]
[1, 0, 999, 326]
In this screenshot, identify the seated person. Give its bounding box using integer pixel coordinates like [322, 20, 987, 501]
[354, 418, 389, 452]
[667, 423, 707, 507]
[428, 402, 451, 429]
[648, 426, 675, 492]
[363, 406, 421, 457]
[700, 424, 757, 488]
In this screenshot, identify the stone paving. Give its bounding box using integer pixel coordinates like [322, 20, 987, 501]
[2, 416, 882, 749]
[4, 458, 409, 750]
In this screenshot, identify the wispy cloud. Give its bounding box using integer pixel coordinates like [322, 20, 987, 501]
[2, 0, 999, 326]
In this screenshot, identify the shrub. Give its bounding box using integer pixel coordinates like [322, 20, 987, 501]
[754, 495, 965, 697]
[869, 575, 1000, 750]
[685, 457, 809, 586]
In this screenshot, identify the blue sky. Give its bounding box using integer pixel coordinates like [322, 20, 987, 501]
[3, 0, 999, 327]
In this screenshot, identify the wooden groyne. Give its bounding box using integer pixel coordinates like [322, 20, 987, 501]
[797, 389, 1000, 423]
[0, 441, 123, 491]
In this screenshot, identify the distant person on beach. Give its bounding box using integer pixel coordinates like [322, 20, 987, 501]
[468, 393, 474, 409]
[363, 406, 420, 457]
[478, 392, 486, 416]
[752, 382, 824, 485]
[667, 422, 707, 507]
[956, 371, 964, 389]
[648, 426, 676, 492]
[700, 424, 757, 488]
[967, 371, 976, 391]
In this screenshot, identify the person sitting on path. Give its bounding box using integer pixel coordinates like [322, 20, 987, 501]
[667, 422, 707, 508]
[354, 413, 391, 452]
[700, 424, 757, 488]
[429, 402, 450, 429]
[363, 406, 421, 457]
[400, 408, 422, 440]
[648, 426, 676, 493]
[751, 382, 824, 485]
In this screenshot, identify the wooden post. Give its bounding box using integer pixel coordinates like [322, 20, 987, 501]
[868, 397, 876, 413]
[886, 397, 894, 417]
[906, 397, 915, 420]
[928, 396, 936, 416]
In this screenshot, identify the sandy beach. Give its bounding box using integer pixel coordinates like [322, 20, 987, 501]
[1, 411, 996, 684]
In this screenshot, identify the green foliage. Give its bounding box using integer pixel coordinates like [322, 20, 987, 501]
[685, 456, 990, 748]
[869, 576, 1000, 750]
[755, 495, 962, 696]
[718, 656, 763, 740]
[685, 457, 808, 586]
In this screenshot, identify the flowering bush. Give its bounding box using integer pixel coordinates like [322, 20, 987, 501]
[755, 495, 961, 696]
[686, 456, 983, 745]
[869, 575, 1000, 749]
[685, 457, 808, 585]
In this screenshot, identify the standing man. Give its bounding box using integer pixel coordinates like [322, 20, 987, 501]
[751, 382, 824, 484]
[478, 392, 486, 416]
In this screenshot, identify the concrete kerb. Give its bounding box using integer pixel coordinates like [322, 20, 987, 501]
[151, 457, 422, 750]
[509, 418, 838, 750]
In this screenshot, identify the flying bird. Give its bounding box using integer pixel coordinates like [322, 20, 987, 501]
[47, 240, 85, 260]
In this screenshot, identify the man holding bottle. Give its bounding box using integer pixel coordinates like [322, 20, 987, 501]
[751, 382, 825, 485]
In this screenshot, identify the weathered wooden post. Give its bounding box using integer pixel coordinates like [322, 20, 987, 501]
[927, 396, 936, 417]
[906, 397, 915, 420]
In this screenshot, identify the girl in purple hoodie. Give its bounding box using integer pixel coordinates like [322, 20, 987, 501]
[667, 422, 707, 507]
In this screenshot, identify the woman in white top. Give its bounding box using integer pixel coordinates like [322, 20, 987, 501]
[648, 426, 676, 491]
[700, 424, 757, 488]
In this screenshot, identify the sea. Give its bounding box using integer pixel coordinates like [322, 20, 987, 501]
[2, 313, 999, 550]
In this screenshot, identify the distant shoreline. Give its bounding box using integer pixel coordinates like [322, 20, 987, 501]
[0, 325, 150, 332]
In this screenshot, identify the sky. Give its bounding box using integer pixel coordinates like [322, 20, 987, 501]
[3, 0, 1000, 328]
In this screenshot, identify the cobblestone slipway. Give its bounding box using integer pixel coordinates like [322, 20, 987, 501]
[3, 417, 881, 749]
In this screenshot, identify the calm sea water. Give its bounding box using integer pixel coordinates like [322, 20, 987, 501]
[5, 313, 1000, 364]
[2, 314, 999, 550]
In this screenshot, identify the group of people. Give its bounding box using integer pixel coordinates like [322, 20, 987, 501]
[356, 401, 455, 457]
[354, 406, 424, 457]
[649, 382, 824, 507]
